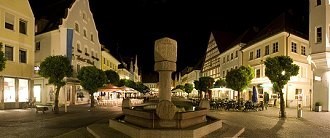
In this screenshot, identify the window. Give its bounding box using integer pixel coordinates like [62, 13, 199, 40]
[77, 43, 81, 53]
[231, 53, 233, 60]
[5, 45, 13, 61]
[103, 58, 106, 64]
[227, 55, 229, 61]
[91, 34, 94, 42]
[91, 51, 94, 57]
[19, 49, 27, 63]
[265, 45, 269, 55]
[249, 51, 253, 60]
[317, 0, 321, 6]
[291, 42, 297, 53]
[35, 42, 40, 51]
[235, 50, 238, 58]
[5, 13, 14, 30]
[223, 57, 225, 63]
[19, 19, 27, 34]
[256, 49, 261, 58]
[82, 12, 86, 20]
[316, 27, 322, 43]
[273, 42, 279, 53]
[301, 46, 306, 55]
[256, 69, 261, 78]
[74, 23, 79, 32]
[83, 29, 87, 37]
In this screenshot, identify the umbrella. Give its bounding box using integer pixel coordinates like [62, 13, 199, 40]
[98, 83, 123, 92]
[252, 86, 258, 103]
[171, 88, 184, 93]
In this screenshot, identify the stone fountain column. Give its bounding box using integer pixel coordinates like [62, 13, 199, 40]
[154, 37, 177, 102]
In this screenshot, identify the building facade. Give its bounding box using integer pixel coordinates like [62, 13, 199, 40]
[309, 0, 330, 111]
[0, 0, 35, 109]
[34, 0, 102, 105]
[101, 46, 120, 72]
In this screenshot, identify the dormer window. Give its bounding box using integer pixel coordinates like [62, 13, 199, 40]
[82, 12, 86, 20]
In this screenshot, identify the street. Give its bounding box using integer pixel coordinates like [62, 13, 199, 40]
[0, 104, 122, 137]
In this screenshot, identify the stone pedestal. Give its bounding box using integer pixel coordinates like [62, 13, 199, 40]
[154, 37, 177, 102]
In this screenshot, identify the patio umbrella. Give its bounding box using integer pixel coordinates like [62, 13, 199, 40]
[252, 86, 258, 103]
[98, 83, 123, 92]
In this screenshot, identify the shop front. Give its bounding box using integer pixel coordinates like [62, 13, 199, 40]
[1, 77, 32, 109]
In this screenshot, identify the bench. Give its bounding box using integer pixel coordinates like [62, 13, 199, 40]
[36, 105, 49, 114]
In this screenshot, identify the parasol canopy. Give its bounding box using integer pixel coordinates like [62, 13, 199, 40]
[98, 83, 123, 92]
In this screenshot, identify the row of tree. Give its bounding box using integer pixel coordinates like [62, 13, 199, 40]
[38, 55, 150, 114]
[173, 56, 299, 118]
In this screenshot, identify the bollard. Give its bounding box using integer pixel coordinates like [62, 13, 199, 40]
[297, 104, 302, 118]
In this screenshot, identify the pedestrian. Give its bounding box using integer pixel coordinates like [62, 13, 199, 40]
[264, 92, 269, 110]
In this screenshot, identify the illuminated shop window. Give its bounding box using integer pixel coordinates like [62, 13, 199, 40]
[34, 85, 41, 102]
[19, 79, 29, 102]
[4, 78, 15, 102]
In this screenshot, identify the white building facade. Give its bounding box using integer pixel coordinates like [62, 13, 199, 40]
[34, 0, 102, 105]
[309, 0, 330, 111]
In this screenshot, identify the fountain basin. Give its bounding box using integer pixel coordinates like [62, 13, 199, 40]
[109, 113, 222, 138]
[122, 108, 208, 128]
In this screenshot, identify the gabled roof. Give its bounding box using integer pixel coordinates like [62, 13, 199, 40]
[244, 12, 308, 48]
[30, 0, 75, 34]
[211, 31, 239, 53]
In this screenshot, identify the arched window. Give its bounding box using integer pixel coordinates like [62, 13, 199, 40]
[74, 23, 79, 32]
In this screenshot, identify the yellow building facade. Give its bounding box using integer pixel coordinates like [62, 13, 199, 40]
[101, 46, 120, 72]
[0, 0, 35, 109]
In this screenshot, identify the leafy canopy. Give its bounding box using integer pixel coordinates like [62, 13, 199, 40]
[214, 78, 226, 88]
[77, 66, 107, 94]
[226, 66, 254, 92]
[264, 56, 299, 91]
[184, 83, 194, 94]
[118, 79, 136, 89]
[198, 76, 215, 92]
[0, 42, 6, 71]
[39, 55, 73, 87]
[104, 70, 120, 86]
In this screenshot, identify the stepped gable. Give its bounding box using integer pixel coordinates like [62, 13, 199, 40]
[29, 0, 75, 34]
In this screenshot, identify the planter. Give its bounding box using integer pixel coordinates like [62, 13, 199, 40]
[315, 106, 322, 112]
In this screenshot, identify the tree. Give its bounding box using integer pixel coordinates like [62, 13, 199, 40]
[104, 70, 120, 86]
[77, 66, 107, 108]
[264, 56, 299, 118]
[0, 43, 6, 71]
[118, 79, 136, 89]
[197, 77, 214, 99]
[194, 80, 202, 99]
[214, 78, 226, 88]
[173, 84, 185, 90]
[184, 83, 194, 98]
[38, 56, 73, 114]
[135, 82, 150, 95]
[226, 66, 254, 109]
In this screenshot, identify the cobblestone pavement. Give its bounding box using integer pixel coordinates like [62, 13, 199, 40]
[0, 104, 122, 138]
[208, 107, 330, 138]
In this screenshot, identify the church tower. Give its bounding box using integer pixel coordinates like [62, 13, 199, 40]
[310, 0, 330, 111]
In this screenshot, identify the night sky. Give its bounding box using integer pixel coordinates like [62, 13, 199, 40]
[30, 0, 309, 82]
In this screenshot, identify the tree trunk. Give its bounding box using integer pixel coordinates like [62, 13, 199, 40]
[208, 90, 212, 100]
[199, 91, 202, 100]
[237, 91, 241, 110]
[279, 91, 286, 118]
[54, 86, 60, 114]
[90, 93, 94, 108]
